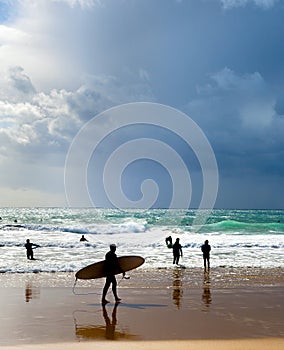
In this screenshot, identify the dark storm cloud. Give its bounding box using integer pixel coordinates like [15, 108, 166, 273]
[0, 0, 283, 207]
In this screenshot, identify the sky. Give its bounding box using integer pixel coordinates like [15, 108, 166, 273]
[0, 0, 283, 209]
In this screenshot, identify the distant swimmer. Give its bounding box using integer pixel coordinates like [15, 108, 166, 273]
[165, 236, 173, 248]
[80, 235, 88, 242]
[102, 244, 125, 305]
[201, 239, 211, 271]
[172, 238, 183, 265]
[24, 239, 40, 260]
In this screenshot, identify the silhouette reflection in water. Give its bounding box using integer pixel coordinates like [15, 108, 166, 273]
[25, 281, 40, 302]
[102, 303, 118, 340]
[172, 268, 183, 309]
[202, 271, 212, 310]
[74, 303, 137, 340]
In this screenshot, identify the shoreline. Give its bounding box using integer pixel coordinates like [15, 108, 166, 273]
[0, 267, 283, 347]
[0, 266, 283, 288]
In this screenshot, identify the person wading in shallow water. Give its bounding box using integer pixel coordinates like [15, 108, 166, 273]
[201, 239, 211, 271]
[172, 238, 183, 265]
[165, 235, 173, 248]
[24, 239, 40, 260]
[101, 244, 125, 305]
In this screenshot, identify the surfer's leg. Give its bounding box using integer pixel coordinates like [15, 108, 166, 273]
[27, 249, 32, 260]
[102, 277, 111, 304]
[112, 276, 121, 302]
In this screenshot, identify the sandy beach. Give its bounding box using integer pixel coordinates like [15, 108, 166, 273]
[0, 267, 283, 349]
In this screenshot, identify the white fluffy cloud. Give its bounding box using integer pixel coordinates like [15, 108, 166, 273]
[0, 66, 153, 161]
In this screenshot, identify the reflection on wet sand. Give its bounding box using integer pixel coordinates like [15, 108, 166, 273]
[202, 271, 212, 310]
[25, 281, 40, 302]
[74, 303, 137, 340]
[172, 268, 183, 309]
[103, 303, 118, 340]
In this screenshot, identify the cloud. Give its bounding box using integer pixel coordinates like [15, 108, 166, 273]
[0, 66, 36, 103]
[0, 0, 283, 208]
[194, 67, 275, 124]
[0, 0, 154, 205]
[220, 0, 279, 9]
[185, 67, 284, 208]
[50, 0, 102, 9]
[205, 67, 275, 128]
[0, 66, 153, 158]
[187, 67, 284, 173]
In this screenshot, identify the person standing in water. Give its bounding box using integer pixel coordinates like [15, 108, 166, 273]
[201, 239, 211, 271]
[80, 235, 88, 242]
[172, 238, 183, 265]
[165, 236, 173, 248]
[24, 239, 40, 260]
[102, 244, 125, 305]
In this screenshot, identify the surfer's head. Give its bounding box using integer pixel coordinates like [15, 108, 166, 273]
[110, 244, 116, 252]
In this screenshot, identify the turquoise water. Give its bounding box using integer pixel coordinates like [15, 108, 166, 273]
[0, 208, 283, 272]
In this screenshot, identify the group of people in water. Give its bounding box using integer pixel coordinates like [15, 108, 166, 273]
[24, 234, 211, 305]
[165, 235, 211, 270]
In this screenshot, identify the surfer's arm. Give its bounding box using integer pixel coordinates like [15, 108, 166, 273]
[118, 264, 125, 277]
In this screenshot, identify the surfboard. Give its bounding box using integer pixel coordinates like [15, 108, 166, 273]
[75, 255, 145, 280]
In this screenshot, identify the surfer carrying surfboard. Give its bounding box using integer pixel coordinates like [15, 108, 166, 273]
[102, 244, 125, 305]
[24, 239, 40, 260]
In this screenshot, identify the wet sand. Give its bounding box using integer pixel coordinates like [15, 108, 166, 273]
[0, 267, 283, 349]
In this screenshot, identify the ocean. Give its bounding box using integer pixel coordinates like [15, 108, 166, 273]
[0, 208, 283, 273]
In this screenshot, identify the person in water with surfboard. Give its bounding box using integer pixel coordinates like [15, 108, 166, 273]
[24, 239, 40, 260]
[165, 236, 173, 248]
[102, 244, 125, 305]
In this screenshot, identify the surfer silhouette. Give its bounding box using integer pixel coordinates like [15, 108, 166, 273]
[80, 235, 88, 242]
[102, 244, 125, 305]
[24, 239, 40, 260]
[201, 239, 211, 271]
[172, 238, 183, 265]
